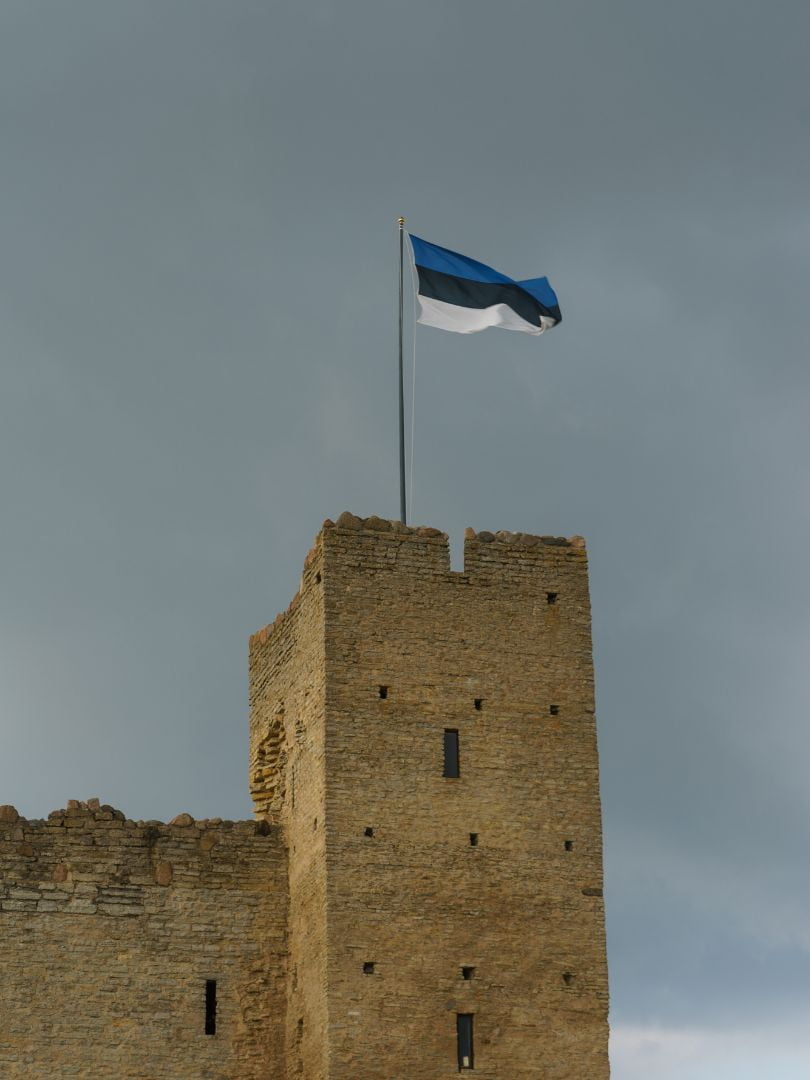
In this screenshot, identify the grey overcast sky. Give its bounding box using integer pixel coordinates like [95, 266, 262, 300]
[1, 1, 808, 1075]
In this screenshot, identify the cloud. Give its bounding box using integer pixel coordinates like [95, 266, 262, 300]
[1, 0, 809, 1057]
[612, 1022, 810, 1080]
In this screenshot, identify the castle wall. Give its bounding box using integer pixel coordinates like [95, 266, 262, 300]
[249, 539, 329, 1080]
[0, 802, 287, 1080]
[317, 517, 609, 1079]
[1, 511, 609, 1080]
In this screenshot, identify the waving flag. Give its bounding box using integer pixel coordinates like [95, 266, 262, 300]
[409, 234, 561, 336]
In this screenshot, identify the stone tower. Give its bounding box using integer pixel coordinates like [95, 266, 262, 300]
[249, 513, 610, 1079]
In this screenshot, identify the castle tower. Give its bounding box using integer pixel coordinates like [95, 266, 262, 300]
[249, 513, 610, 1079]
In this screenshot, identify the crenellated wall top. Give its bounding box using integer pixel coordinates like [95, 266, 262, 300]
[250, 512, 588, 646]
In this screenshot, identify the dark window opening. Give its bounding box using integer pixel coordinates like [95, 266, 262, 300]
[364, 826, 374, 837]
[564, 840, 574, 852]
[473, 698, 483, 711]
[444, 730, 460, 778]
[469, 833, 478, 847]
[549, 704, 560, 716]
[204, 980, 217, 1035]
[457, 1013, 474, 1070]
[378, 685, 388, 699]
[562, 971, 574, 986]
[315, 572, 321, 584]
[461, 966, 475, 981]
[313, 817, 318, 830]
[363, 962, 375, 975]
[547, 591, 558, 605]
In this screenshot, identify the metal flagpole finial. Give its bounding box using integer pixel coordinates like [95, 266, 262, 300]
[398, 216, 406, 227]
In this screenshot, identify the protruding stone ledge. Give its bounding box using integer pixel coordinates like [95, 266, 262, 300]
[327, 511, 447, 542]
[324, 512, 582, 549]
[49, 801, 126, 824]
[465, 527, 586, 550]
[5, 801, 277, 837]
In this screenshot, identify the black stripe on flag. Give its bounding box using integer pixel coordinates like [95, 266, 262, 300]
[415, 266, 561, 328]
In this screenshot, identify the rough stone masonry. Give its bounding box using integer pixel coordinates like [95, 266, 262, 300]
[1, 514, 609, 1079]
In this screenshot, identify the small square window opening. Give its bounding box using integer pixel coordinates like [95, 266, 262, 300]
[461, 966, 475, 981]
[363, 962, 375, 975]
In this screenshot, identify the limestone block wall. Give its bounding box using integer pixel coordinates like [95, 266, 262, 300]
[251, 513, 610, 1080]
[0, 801, 287, 1080]
[250, 537, 328, 1080]
[318, 517, 609, 1079]
[0, 510, 609, 1080]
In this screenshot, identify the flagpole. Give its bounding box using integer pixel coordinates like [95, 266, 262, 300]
[397, 216, 407, 524]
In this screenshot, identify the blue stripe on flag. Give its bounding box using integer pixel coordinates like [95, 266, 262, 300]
[410, 236, 560, 312]
[409, 235, 514, 286]
[515, 276, 560, 311]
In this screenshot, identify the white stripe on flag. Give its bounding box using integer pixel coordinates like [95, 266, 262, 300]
[416, 295, 554, 335]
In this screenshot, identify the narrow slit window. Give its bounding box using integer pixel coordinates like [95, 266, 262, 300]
[204, 980, 217, 1035]
[443, 730, 460, 778]
[378, 685, 388, 699]
[473, 698, 482, 711]
[469, 833, 478, 847]
[457, 1013, 474, 1070]
[547, 591, 558, 605]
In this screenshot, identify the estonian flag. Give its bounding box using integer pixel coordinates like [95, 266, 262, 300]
[409, 234, 561, 336]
